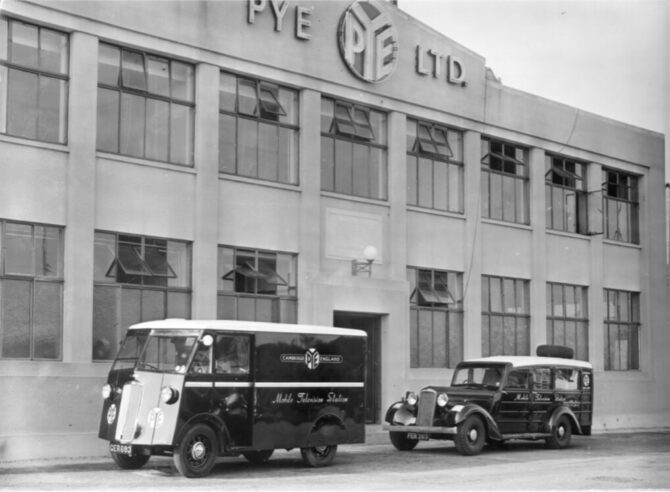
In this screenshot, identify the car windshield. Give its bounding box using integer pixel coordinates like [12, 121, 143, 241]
[451, 365, 504, 389]
[136, 334, 198, 373]
[111, 332, 148, 370]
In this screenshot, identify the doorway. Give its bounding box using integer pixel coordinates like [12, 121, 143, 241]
[333, 312, 382, 424]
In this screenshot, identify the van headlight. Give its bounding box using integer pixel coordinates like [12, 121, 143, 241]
[436, 393, 449, 407]
[404, 391, 418, 406]
[160, 386, 179, 404]
[101, 384, 112, 399]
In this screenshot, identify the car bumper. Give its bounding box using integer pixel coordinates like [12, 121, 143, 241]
[382, 423, 457, 435]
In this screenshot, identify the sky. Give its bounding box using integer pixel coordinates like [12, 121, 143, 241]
[398, 0, 668, 135]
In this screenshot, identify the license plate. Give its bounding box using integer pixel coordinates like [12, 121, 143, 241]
[109, 443, 132, 456]
[408, 432, 429, 440]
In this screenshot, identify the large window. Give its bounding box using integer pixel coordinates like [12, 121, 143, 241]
[481, 139, 528, 224]
[321, 98, 387, 200]
[406, 118, 463, 213]
[603, 168, 639, 244]
[545, 155, 588, 234]
[96, 43, 194, 165]
[604, 289, 640, 370]
[219, 72, 298, 184]
[93, 232, 192, 360]
[481, 275, 529, 356]
[546, 283, 589, 360]
[408, 267, 463, 368]
[0, 18, 68, 143]
[218, 246, 297, 323]
[0, 221, 63, 360]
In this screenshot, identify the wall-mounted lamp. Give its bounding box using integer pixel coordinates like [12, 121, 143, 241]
[351, 245, 378, 277]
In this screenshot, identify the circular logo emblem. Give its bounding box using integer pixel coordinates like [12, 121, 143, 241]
[106, 404, 117, 425]
[582, 374, 591, 389]
[305, 348, 320, 370]
[337, 1, 398, 83]
[147, 408, 164, 429]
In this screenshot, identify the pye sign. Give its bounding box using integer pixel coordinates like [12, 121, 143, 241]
[247, 0, 313, 40]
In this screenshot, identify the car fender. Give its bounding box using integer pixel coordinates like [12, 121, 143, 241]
[451, 404, 502, 441]
[547, 405, 582, 435]
[384, 401, 405, 423]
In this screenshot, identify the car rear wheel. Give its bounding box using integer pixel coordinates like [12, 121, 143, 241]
[173, 423, 219, 478]
[300, 445, 337, 467]
[390, 432, 419, 451]
[454, 415, 486, 456]
[110, 451, 149, 470]
[546, 415, 572, 449]
[242, 449, 274, 463]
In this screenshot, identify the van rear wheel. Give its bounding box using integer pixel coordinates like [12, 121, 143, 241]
[300, 445, 337, 467]
[111, 451, 149, 470]
[173, 424, 219, 478]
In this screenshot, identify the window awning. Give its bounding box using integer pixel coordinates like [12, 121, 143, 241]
[222, 262, 288, 286]
[105, 244, 177, 279]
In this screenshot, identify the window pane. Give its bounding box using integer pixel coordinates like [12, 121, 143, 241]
[279, 299, 296, 324]
[218, 247, 235, 292]
[552, 284, 564, 317]
[334, 139, 352, 194]
[219, 72, 236, 111]
[277, 127, 297, 184]
[237, 297, 255, 321]
[35, 226, 61, 277]
[10, 21, 38, 68]
[448, 163, 462, 212]
[146, 56, 170, 97]
[33, 281, 61, 359]
[94, 232, 117, 282]
[352, 143, 370, 197]
[145, 99, 169, 161]
[238, 118, 258, 177]
[489, 277, 502, 312]
[489, 172, 502, 220]
[141, 289, 165, 321]
[238, 79, 257, 116]
[370, 147, 385, 200]
[255, 298, 273, 322]
[320, 98, 333, 133]
[121, 50, 146, 91]
[218, 294, 237, 319]
[502, 175, 516, 222]
[321, 136, 334, 191]
[170, 103, 193, 165]
[0, 66, 7, 134]
[7, 68, 38, 139]
[93, 285, 120, 360]
[258, 122, 278, 181]
[277, 87, 297, 126]
[5, 222, 34, 275]
[167, 241, 191, 288]
[406, 155, 417, 205]
[481, 172, 490, 218]
[417, 157, 432, 208]
[433, 160, 448, 210]
[219, 113, 237, 173]
[167, 291, 191, 319]
[503, 316, 516, 354]
[98, 44, 120, 86]
[40, 29, 68, 74]
[0, 19, 7, 61]
[433, 310, 447, 367]
[120, 93, 145, 157]
[1, 279, 31, 358]
[96, 88, 119, 152]
[38, 76, 66, 143]
[171, 61, 194, 102]
[418, 309, 433, 367]
[120, 288, 141, 331]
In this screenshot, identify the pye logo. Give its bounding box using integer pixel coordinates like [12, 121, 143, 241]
[305, 348, 320, 370]
[338, 1, 398, 83]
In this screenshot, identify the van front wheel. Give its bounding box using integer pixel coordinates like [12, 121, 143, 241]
[300, 445, 337, 467]
[111, 451, 149, 470]
[173, 424, 219, 478]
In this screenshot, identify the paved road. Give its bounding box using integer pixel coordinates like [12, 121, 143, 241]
[1, 432, 669, 490]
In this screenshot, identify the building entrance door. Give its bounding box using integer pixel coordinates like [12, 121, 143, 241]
[333, 312, 382, 424]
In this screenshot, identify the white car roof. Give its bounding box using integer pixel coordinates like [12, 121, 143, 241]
[128, 319, 367, 338]
[462, 355, 593, 370]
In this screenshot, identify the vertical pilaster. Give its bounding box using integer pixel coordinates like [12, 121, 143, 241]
[529, 147, 547, 349]
[191, 63, 220, 319]
[462, 130, 482, 359]
[388, 111, 407, 280]
[297, 89, 321, 324]
[62, 32, 98, 362]
[587, 162, 604, 370]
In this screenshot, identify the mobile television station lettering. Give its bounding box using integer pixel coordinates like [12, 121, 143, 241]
[338, 0, 398, 83]
[280, 348, 344, 370]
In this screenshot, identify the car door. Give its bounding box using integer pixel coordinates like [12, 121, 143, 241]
[529, 367, 554, 433]
[498, 368, 531, 434]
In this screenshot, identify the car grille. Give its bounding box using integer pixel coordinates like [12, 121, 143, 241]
[416, 390, 437, 427]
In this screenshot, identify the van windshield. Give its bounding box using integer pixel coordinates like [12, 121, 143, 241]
[136, 334, 198, 373]
[112, 333, 148, 370]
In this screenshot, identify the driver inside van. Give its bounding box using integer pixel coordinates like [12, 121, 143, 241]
[215, 335, 249, 374]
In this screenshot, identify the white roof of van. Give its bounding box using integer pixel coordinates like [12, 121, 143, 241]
[462, 355, 593, 369]
[128, 319, 367, 338]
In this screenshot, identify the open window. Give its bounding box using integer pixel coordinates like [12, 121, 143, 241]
[411, 270, 456, 306]
[331, 102, 375, 141]
[414, 123, 453, 159]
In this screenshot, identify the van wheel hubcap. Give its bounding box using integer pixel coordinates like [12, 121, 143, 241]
[468, 428, 479, 442]
[191, 441, 207, 461]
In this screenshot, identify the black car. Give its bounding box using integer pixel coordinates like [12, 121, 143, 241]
[383, 345, 593, 455]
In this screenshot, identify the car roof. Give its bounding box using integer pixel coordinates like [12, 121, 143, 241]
[461, 355, 593, 370]
[127, 319, 367, 338]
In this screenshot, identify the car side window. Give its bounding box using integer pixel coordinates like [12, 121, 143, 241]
[505, 369, 529, 389]
[215, 334, 250, 375]
[555, 368, 579, 390]
[532, 368, 552, 390]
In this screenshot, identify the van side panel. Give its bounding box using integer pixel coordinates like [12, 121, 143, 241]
[252, 331, 366, 449]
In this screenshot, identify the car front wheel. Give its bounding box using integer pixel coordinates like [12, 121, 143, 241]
[390, 432, 419, 451]
[454, 415, 486, 456]
[546, 415, 572, 449]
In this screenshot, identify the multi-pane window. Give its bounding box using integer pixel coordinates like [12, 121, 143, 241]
[602, 168, 639, 244]
[604, 289, 640, 370]
[481, 139, 529, 224]
[218, 246, 297, 323]
[406, 118, 463, 213]
[96, 43, 194, 165]
[0, 221, 63, 360]
[546, 283, 589, 360]
[321, 98, 387, 200]
[0, 18, 68, 143]
[481, 275, 530, 356]
[407, 267, 463, 368]
[219, 72, 298, 184]
[545, 155, 588, 234]
[93, 232, 192, 360]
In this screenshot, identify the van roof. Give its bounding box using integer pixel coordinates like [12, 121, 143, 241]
[128, 319, 367, 338]
[461, 355, 593, 370]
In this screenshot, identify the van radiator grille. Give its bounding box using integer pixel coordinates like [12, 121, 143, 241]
[416, 390, 436, 427]
[116, 383, 143, 443]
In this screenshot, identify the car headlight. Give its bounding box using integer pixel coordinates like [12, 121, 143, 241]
[436, 392, 449, 407]
[405, 391, 418, 406]
[160, 386, 179, 404]
[101, 384, 112, 400]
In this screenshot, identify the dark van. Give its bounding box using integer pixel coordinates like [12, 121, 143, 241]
[99, 320, 367, 477]
[383, 345, 593, 455]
